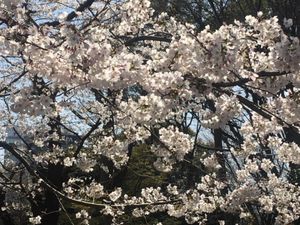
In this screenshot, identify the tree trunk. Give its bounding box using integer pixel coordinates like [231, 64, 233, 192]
[41, 164, 64, 225]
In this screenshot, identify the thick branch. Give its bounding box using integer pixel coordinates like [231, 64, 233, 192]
[73, 118, 101, 157]
[124, 36, 172, 46]
[212, 71, 291, 88]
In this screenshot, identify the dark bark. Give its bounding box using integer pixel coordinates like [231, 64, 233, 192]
[40, 164, 65, 225]
[0, 191, 15, 225]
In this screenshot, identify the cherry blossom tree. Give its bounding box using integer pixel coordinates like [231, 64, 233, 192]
[0, 0, 300, 225]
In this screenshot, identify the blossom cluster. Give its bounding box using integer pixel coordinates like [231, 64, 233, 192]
[0, 0, 300, 224]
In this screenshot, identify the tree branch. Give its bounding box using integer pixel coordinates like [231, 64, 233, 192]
[42, 0, 97, 26]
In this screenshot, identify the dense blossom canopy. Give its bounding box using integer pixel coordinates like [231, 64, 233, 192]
[0, 0, 300, 225]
